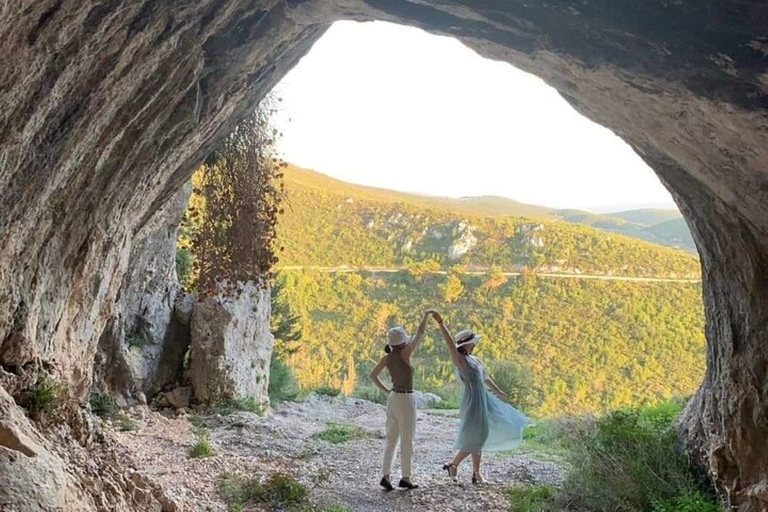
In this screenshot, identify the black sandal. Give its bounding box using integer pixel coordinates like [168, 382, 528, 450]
[398, 479, 419, 490]
[472, 472, 483, 485]
[380, 477, 394, 491]
[442, 462, 458, 481]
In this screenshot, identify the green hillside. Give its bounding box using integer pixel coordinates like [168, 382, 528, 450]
[610, 209, 683, 226]
[277, 165, 699, 278]
[279, 269, 705, 417]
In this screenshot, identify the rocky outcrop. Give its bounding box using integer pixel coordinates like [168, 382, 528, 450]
[0, 0, 767, 509]
[93, 185, 192, 401]
[0, 387, 175, 511]
[189, 282, 273, 406]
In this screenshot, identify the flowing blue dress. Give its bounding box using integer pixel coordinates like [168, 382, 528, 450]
[454, 355, 532, 453]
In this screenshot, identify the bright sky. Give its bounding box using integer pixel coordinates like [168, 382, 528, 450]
[273, 21, 676, 213]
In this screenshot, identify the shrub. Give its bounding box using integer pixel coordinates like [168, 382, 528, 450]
[175, 247, 194, 288]
[127, 329, 152, 349]
[652, 491, 722, 512]
[314, 385, 341, 398]
[30, 374, 66, 415]
[311, 423, 368, 444]
[558, 402, 719, 512]
[507, 485, 558, 512]
[190, 438, 215, 458]
[116, 415, 138, 432]
[234, 396, 263, 415]
[269, 354, 299, 404]
[217, 472, 309, 511]
[351, 385, 387, 405]
[488, 360, 536, 411]
[89, 392, 118, 417]
[430, 399, 460, 410]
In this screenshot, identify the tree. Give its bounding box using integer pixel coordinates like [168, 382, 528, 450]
[181, 96, 286, 295]
[440, 274, 465, 303]
[271, 279, 302, 358]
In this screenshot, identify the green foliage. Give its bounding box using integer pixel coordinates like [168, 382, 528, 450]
[217, 471, 341, 512]
[488, 360, 536, 411]
[276, 165, 699, 274]
[311, 423, 368, 444]
[30, 374, 66, 415]
[271, 280, 303, 358]
[429, 399, 460, 410]
[127, 329, 152, 350]
[89, 392, 118, 417]
[269, 353, 299, 404]
[190, 437, 215, 458]
[558, 402, 718, 512]
[180, 96, 286, 297]
[651, 491, 722, 512]
[507, 485, 558, 512]
[313, 385, 341, 398]
[351, 385, 388, 405]
[175, 247, 194, 288]
[278, 269, 705, 417]
[116, 415, 138, 432]
[232, 397, 264, 415]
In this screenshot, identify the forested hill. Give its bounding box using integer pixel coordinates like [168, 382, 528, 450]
[276, 165, 700, 278]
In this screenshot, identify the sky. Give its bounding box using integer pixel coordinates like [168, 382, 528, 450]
[272, 21, 676, 213]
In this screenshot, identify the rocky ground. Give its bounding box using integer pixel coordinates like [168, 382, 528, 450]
[110, 395, 564, 511]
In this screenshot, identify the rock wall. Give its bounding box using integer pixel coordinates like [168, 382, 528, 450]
[189, 282, 273, 407]
[0, 0, 767, 509]
[93, 184, 192, 401]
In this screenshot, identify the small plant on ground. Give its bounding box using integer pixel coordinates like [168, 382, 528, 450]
[217, 469, 338, 512]
[190, 437, 215, 458]
[116, 415, 138, 432]
[508, 485, 558, 512]
[89, 392, 118, 417]
[29, 374, 67, 416]
[430, 398, 460, 410]
[311, 422, 368, 444]
[314, 385, 341, 398]
[234, 396, 263, 415]
[127, 329, 152, 350]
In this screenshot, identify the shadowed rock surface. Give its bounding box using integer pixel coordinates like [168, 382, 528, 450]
[0, 1, 767, 509]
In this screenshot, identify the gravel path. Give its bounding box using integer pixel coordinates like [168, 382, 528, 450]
[112, 395, 564, 511]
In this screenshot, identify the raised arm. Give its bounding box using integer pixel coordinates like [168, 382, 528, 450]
[369, 356, 391, 394]
[429, 311, 468, 371]
[402, 311, 430, 358]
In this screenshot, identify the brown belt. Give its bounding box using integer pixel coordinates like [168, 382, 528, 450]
[393, 390, 414, 394]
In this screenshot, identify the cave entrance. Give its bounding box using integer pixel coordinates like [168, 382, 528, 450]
[261, 20, 706, 419]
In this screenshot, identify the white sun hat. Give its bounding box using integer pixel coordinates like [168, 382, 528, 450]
[454, 329, 481, 349]
[387, 326, 411, 346]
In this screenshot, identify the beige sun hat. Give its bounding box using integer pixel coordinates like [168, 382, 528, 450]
[454, 329, 481, 349]
[387, 326, 411, 346]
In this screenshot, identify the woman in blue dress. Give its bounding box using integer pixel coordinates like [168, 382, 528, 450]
[429, 311, 532, 484]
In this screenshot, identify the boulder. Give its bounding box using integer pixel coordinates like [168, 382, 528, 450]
[189, 282, 273, 407]
[414, 391, 443, 410]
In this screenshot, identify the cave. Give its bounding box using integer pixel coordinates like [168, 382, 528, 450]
[1, 1, 767, 510]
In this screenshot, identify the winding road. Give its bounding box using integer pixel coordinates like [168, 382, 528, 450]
[278, 266, 701, 284]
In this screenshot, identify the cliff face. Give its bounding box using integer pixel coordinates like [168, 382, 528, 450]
[1, 1, 767, 509]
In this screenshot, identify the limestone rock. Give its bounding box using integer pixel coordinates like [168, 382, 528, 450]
[447, 222, 477, 261]
[414, 391, 442, 410]
[163, 387, 191, 410]
[189, 282, 274, 406]
[92, 184, 192, 401]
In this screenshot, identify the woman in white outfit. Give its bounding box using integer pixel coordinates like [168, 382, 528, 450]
[369, 311, 430, 491]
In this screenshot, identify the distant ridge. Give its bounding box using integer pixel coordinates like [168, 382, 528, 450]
[281, 165, 696, 255]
